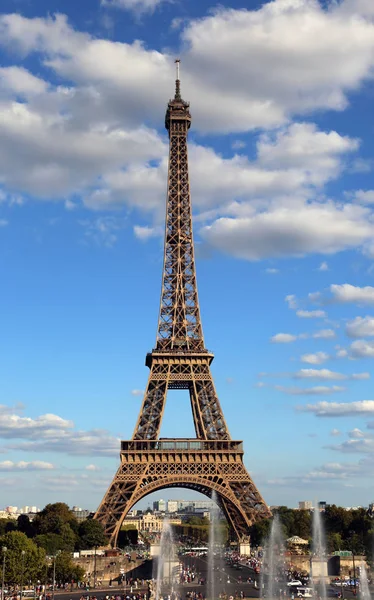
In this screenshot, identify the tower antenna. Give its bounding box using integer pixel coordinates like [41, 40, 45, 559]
[175, 58, 181, 100]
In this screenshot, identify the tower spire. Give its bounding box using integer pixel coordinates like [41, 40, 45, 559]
[175, 58, 181, 100]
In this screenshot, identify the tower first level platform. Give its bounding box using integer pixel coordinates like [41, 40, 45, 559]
[95, 438, 270, 546]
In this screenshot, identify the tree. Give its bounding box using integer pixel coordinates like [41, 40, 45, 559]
[0, 531, 46, 586]
[48, 552, 85, 584]
[78, 519, 107, 549]
[249, 517, 271, 547]
[17, 515, 34, 538]
[33, 503, 77, 536]
[34, 534, 66, 556]
[0, 520, 17, 536]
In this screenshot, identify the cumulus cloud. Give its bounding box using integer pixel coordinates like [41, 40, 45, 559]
[285, 295, 298, 309]
[297, 400, 374, 416]
[0, 10, 371, 262]
[200, 199, 374, 261]
[294, 369, 369, 381]
[0, 405, 119, 456]
[0, 412, 73, 439]
[0, 460, 54, 471]
[266, 267, 279, 274]
[266, 459, 372, 486]
[330, 284, 374, 305]
[330, 429, 341, 436]
[276, 385, 345, 396]
[346, 316, 374, 338]
[271, 333, 298, 343]
[353, 190, 374, 205]
[301, 352, 329, 365]
[328, 438, 374, 454]
[313, 329, 336, 339]
[296, 309, 326, 318]
[350, 340, 374, 358]
[318, 261, 329, 271]
[294, 369, 346, 380]
[101, 0, 167, 14]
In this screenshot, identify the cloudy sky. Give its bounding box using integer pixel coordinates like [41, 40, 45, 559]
[1, 0, 374, 512]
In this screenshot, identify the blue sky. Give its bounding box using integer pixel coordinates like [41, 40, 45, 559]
[0, 0, 374, 512]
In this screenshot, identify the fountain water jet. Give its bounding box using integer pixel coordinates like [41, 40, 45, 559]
[360, 562, 372, 600]
[261, 515, 287, 599]
[155, 520, 177, 600]
[208, 491, 219, 600]
[311, 508, 327, 600]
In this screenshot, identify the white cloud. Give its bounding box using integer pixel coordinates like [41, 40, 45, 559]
[351, 372, 370, 380]
[336, 345, 349, 358]
[296, 309, 326, 318]
[0, 66, 48, 97]
[0, 219, 8, 227]
[85, 464, 100, 471]
[266, 268, 279, 274]
[201, 201, 374, 261]
[294, 369, 347, 380]
[349, 428, 365, 439]
[0, 460, 54, 471]
[0, 405, 119, 456]
[0, 412, 73, 439]
[301, 351, 329, 364]
[285, 294, 298, 309]
[318, 261, 329, 271]
[271, 333, 298, 343]
[101, 0, 167, 14]
[2, 1, 374, 136]
[294, 369, 369, 381]
[181, 1, 374, 130]
[330, 429, 341, 437]
[353, 190, 374, 205]
[330, 284, 374, 305]
[328, 438, 374, 454]
[297, 400, 374, 416]
[80, 217, 123, 247]
[276, 385, 345, 396]
[133, 225, 161, 241]
[232, 140, 246, 150]
[346, 316, 374, 338]
[0, 8, 372, 264]
[131, 389, 144, 396]
[313, 329, 336, 339]
[350, 339, 374, 358]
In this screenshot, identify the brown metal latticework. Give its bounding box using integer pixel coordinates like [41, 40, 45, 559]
[95, 64, 271, 546]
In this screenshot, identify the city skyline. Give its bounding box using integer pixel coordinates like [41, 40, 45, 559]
[1, 0, 374, 510]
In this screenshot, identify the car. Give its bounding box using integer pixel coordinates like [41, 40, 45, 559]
[287, 581, 302, 587]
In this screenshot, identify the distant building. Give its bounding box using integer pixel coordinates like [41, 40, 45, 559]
[368, 503, 374, 517]
[167, 500, 178, 513]
[299, 501, 313, 510]
[72, 507, 91, 521]
[152, 499, 166, 512]
[124, 513, 181, 533]
[318, 501, 327, 512]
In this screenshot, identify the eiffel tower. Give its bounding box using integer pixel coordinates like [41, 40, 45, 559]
[94, 61, 271, 547]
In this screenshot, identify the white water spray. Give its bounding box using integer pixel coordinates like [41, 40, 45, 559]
[311, 508, 327, 600]
[262, 515, 287, 599]
[208, 491, 219, 600]
[360, 562, 372, 600]
[155, 520, 176, 600]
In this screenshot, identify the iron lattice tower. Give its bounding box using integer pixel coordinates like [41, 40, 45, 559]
[95, 62, 271, 545]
